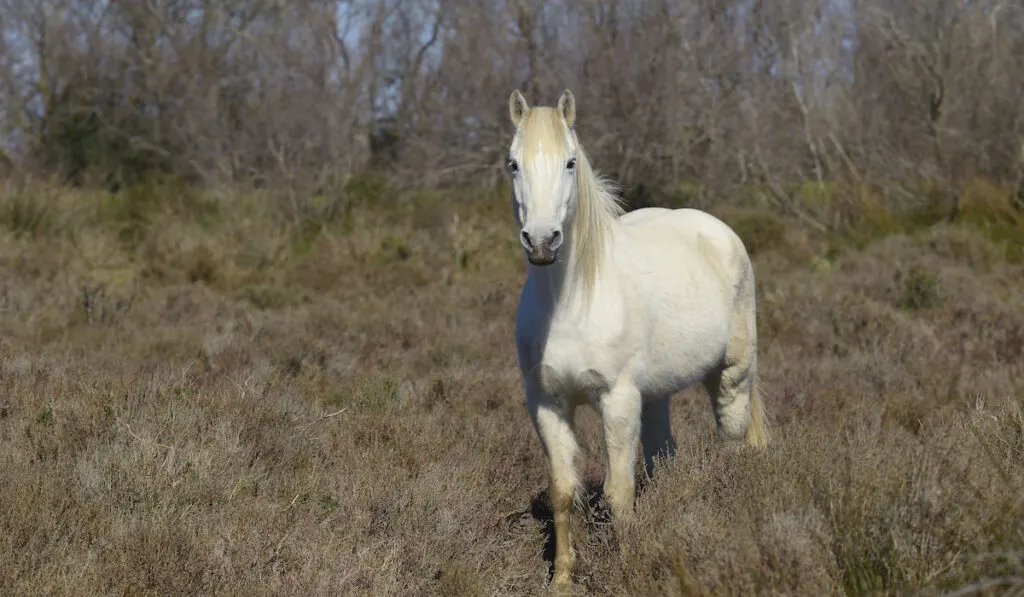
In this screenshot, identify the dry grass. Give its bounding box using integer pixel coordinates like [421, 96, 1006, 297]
[1, 180, 1022, 596]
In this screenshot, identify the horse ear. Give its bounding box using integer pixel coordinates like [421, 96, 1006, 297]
[509, 89, 529, 128]
[557, 89, 576, 128]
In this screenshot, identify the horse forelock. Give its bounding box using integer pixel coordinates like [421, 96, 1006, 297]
[514, 108, 575, 171]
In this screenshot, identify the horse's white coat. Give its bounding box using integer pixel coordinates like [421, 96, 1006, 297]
[507, 89, 768, 588]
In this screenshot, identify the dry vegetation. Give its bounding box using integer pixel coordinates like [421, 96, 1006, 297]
[0, 177, 1022, 596]
[1, 0, 1023, 595]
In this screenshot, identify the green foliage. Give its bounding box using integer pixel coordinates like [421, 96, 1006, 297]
[845, 188, 905, 248]
[897, 267, 942, 311]
[324, 374, 401, 412]
[238, 284, 303, 311]
[103, 185, 156, 248]
[715, 208, 789, 257]
[828, 184, 949, 259]
[35, 406, 54, 426]
[842, 177, 1024, 264]
[100, 177, 221, 249]
[316, 494, 340, 521]
[343, 171, 389, 205]
[375, 234, 411, 264]
[291, 191, 352, 237]
[794, 180, 837, 212]
[953, 178, 1024, 263]
[282, 174, 386, 252]
[0, 192, 57, 239]
[356, 374, 400, 412]
[43, 86, 174, 188]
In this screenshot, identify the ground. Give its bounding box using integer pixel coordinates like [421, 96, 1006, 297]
[0, 181, 1022, 596]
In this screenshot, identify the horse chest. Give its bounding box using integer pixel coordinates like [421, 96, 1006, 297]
[516, 277, 632, 400]
[535, 320, 627, 400]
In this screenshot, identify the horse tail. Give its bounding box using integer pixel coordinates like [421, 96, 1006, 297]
[745, 372, 769, 448]
[740, 247, 769, 449]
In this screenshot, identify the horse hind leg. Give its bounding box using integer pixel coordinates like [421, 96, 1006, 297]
[640, 395, 677, 478]
[704, 284, 769, 448]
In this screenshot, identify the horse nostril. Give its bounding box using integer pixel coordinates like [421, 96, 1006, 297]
[521, 230, 533, 249]
[549, 229, 563, 250]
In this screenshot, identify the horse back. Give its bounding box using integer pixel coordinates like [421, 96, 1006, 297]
[617, 207, 749, 290]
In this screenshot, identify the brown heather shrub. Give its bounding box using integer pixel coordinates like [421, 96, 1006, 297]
[0, 182, 1022, 596]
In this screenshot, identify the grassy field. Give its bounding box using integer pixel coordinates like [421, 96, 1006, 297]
[1, 179, 1022, 596]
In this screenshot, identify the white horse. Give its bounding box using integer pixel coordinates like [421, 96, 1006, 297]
[507, 89, 768, 587]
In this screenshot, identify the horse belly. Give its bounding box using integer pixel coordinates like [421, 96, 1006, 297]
[639, 341, 725, 396]
[636, 300, 732, 397]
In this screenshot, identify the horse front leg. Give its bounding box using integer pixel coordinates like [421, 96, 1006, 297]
[599, 381, 642, 521]
[527, 388, 580, 588]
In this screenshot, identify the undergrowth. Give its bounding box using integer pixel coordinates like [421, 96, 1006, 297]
[0, 175, 1021, 596]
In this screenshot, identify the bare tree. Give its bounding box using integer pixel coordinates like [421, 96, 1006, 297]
[0, 0, 1020, 227]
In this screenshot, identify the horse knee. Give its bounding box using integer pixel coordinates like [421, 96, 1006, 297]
[550, 480, 576, 514]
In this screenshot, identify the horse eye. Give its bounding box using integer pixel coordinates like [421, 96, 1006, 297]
[566, 158, 576, 170]
[507, 158, 518, 173]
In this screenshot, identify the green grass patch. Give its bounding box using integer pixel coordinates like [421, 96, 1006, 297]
[100, 178, 222, 249]
[794, 180, 838, 212]
[237, 283, 305, 311]
[897, 266, 942, 311]
[325, 374, 402, 413]
[0, 192, 58, 238]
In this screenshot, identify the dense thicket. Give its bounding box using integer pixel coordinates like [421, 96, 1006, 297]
[2, 1, 1022, 223]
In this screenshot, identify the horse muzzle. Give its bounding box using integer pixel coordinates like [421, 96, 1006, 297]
[521, 228, 562, 267]
[527, 245, 557, 266]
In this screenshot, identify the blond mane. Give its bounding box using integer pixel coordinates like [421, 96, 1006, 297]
[568, 130, 625, 299]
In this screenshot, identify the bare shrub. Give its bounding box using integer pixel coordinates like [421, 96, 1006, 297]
[1, 182, 1022, 594]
